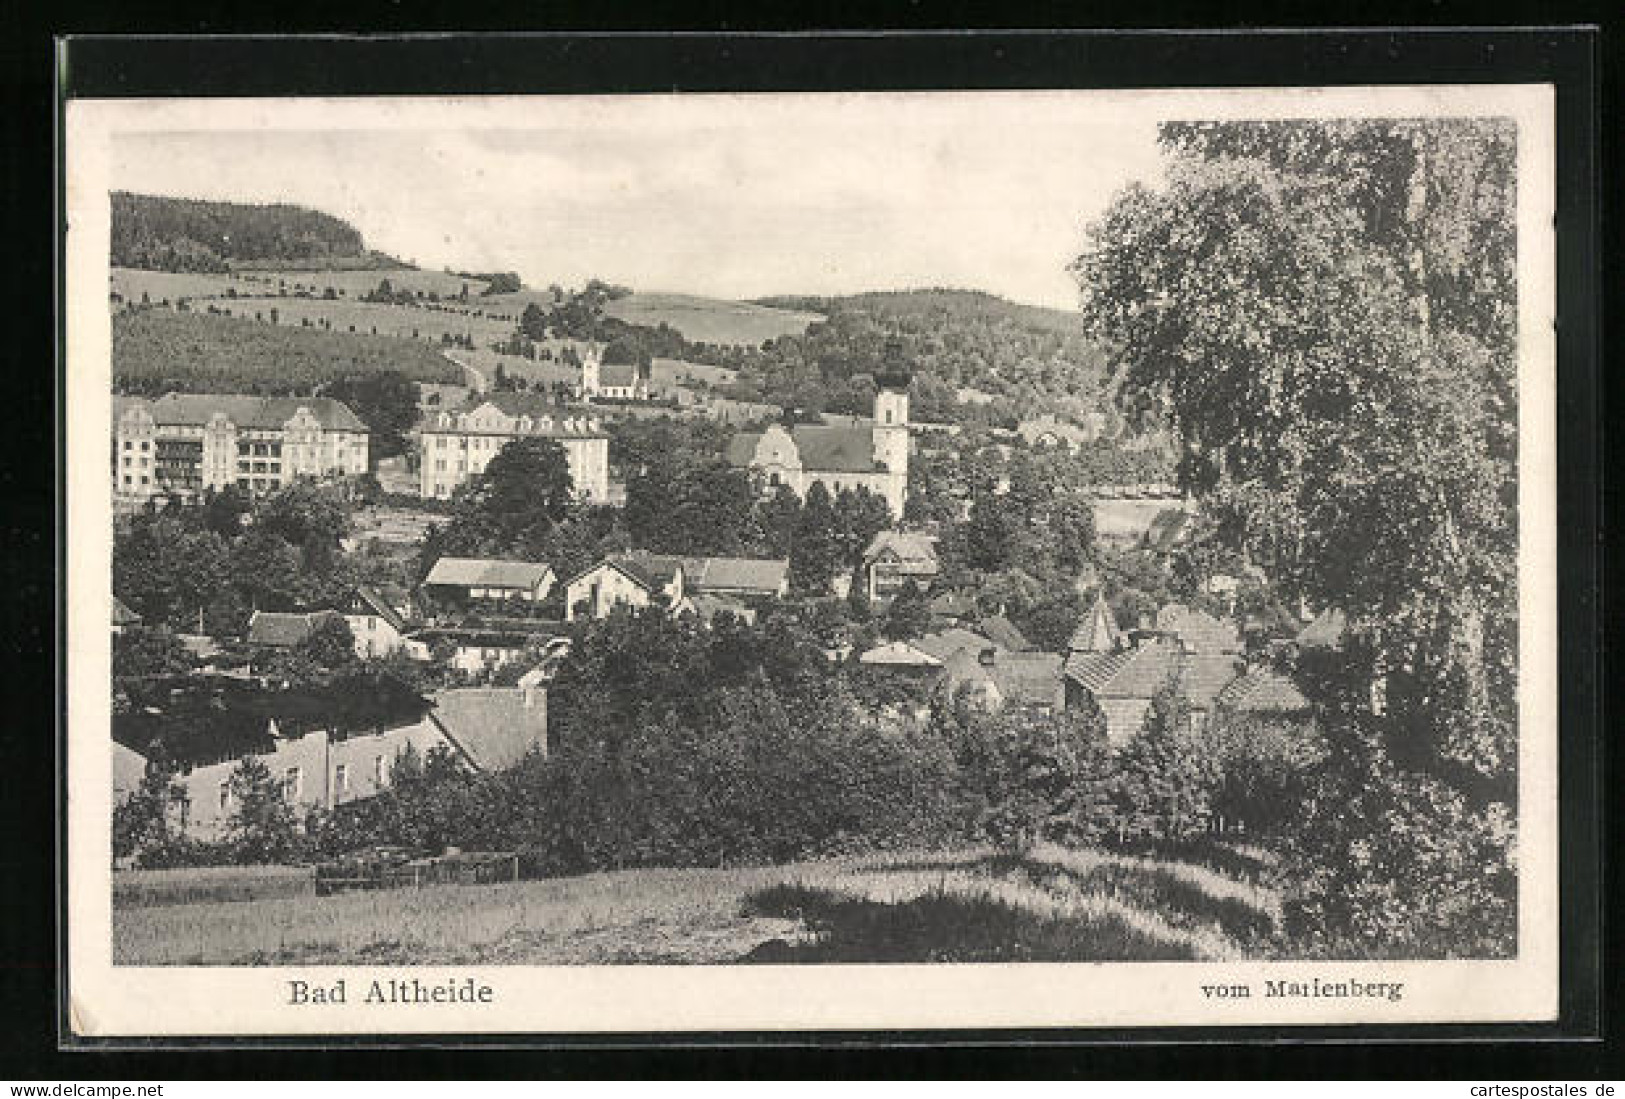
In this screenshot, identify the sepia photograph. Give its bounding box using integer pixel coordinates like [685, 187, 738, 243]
[64, 82, 1559, 1036]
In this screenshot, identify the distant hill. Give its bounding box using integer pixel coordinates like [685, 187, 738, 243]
[111, 192, 408, 275]
[604, 292, 822, 346]
[754, 288, 1081, 334]
[709, 287, 1109, 428]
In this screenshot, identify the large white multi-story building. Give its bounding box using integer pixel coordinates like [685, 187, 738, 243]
[113, 394, 370, 504]
[415, 393, 611, 502]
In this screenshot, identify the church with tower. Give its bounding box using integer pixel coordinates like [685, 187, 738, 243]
[724, 365, 912, 518]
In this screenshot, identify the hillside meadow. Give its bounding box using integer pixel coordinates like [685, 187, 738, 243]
[112, 842, 1280, 965]
[604, 292, 823, 346]
[112, 308, 463, 395]
[206, 295, 519, 346]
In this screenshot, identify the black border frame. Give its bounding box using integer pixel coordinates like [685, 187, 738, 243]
[43, 28, 1607, 1072]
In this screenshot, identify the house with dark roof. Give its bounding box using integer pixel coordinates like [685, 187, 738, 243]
[158, 686, 546, 839]
[725, 371, 912, 517]
[1214, 666, 1312, 716]
[680, 556, 790, 599]
[114, 393, 369, 503]
[245, 609, 347, 649]
[422, 557, 555, 604]
[862, 530, 940, 601]
[1062, 599, 1260, 744]
[581, 346, 651, 402]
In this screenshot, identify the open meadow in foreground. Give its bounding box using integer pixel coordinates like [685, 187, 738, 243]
[113, 842, 1280, 966]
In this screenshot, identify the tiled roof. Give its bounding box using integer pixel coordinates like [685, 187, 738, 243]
[1065, 643, 1173, 697]
[1157, 603, 1243, 654]
[682, 556, 789, 595]
[984, 652, 1064, 709]
[615, 552, 684, 587]
[245, 610, 344, 648]
[428, 688, 547, 772]
[972, 615, 1032, 652]
[727, 424, 886, 474]
[131, 394, 368, 433]
[1216, 666, 1312, 713]
[788, 425, 883, 473]
[418, 393, 607, 439]
[424, 557, 553, 591]
[929, 589, 978, 619]
[1064, 638, 1244, 712]
[1068, 595, 1123, 653]
[562, 557, 658, 594]
[863, 530, 940, 569]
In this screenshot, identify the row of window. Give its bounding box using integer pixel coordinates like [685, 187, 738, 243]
[121, 439, 151, 451]
[216, 756, 391, 810]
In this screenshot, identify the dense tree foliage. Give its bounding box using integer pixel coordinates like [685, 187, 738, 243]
[111, 192, 377, 272]
[1077, 118, 1519, 955]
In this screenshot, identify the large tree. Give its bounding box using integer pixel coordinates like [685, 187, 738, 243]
[1076, 118, 1519, 953]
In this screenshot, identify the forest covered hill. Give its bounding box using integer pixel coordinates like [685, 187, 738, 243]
[111, 192, 409, 274]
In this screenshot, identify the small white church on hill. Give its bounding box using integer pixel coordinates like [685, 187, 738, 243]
[724, 366, 912, 518]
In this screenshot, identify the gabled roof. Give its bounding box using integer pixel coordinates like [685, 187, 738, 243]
[346, 586, 407, 632]
[127, 394, 368, 433]
[682, 556, 789, 595]
[245, 609, 344, 648]
[787, 425, 882, 473]
[1064, 638, 1244, 711]
[863, 530, 939, 569]
[1157, 603, 1243, 654]
[1216, 666, 1312, 714]
[858, 640, 942, 667]
[911, 628, 994, 664]
[982, 652, 1064, 709]
[112, 596, 142, 627]
[423, 557, 554, 591]
[929, 589, 978, 619]
[1068, 594, 1122, 654]
[726, 423, 886, 474]
[561, 556, 658, 595]
[428, 688, 546, 772]
[1297, 607, 1347, 650]
[616, 552, 685, 588]
[972, 615, 1032, 652]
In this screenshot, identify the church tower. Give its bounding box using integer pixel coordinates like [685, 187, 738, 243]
[580, 345, 601, 399]
[871, 342, 911, 477]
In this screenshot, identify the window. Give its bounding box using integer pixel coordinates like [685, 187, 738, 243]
[140, 476, 148, 485]
[374, 755, 387, 786]
[140, 440, 150, 451]
[284, 767, 302, 800]
[334, 764, 348, 795]
[122, 475, 131, 486]
[122, 456, 131, 468]
[122, 440, 131, 450]
[218, 782, 230, 810]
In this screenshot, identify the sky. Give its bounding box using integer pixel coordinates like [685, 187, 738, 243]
[110, 94, 1168, 310]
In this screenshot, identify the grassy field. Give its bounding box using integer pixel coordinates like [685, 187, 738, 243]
[111, 267, 252, 303]
[112, 308, 463, 393]
[112, 842, 1279, 966]
[207, 296, 519, 346]
[604, 292, 822, 346]
[235, 269, 492, 300]
[113, 865, 316, 909]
